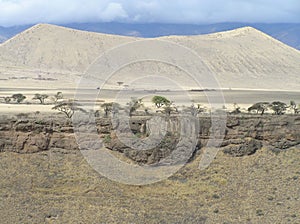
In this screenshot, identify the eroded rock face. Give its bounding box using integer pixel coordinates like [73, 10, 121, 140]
[0, 115, 299, 163]
[105, 130, 177, 164]
[223, 138, 262, 157]
[14, 132, 50, 153]
[0, 117, 77, 153]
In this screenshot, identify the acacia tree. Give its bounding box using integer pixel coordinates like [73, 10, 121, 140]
[187, 104, 205, 116]
[4, 97, 11, 104]
[52, 99, 85, 118]
[152, 96, 170, 108]
[53, 92, 63, 103]
[163, 105, 175, 116]
[229, 103, 241, 114]
[290, 101, 299, 114]
[32, 93, 48, 104]
[101, 102, 120, 117]
[159, 101, 180, 117]
[117, 81, 124, 86]
[12, 93, 26, 104]
[248, 102, 270, 115]
[270, 101, 287, 115]
[127, 98, 143, 116]
[101, 102, 113, 117]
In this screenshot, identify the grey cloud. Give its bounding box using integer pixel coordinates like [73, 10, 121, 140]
[0, 0, 299, 26]
[100, 2, 128, 21]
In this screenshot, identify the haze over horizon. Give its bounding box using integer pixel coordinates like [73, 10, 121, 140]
[0, 0, 299, 27]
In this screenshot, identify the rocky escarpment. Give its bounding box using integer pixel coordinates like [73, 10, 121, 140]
[104, 115, 300, 163]
[0, 117, 76, 153]
[0, 115, 299, 164]
[219, 115, 300, 155]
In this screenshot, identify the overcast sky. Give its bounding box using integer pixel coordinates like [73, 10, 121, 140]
[0, 0, 299, 27]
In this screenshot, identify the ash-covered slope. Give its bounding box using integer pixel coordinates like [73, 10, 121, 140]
[162, 27, 300, 90]
[0, 24, 137, 73]
[0, 24, 299, 90]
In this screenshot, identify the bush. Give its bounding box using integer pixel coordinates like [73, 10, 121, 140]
[12, 93, 26, 104]
[152, 96, 170, 108]
[32, 93, 48, 104]
[270, 101, 287, 115]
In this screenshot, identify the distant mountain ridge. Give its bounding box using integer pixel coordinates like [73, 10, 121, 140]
[0, 22, 299, 50]
[0, 25, 31, 42]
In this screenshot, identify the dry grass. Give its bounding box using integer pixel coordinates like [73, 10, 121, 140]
[0, 145, 299, 223]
